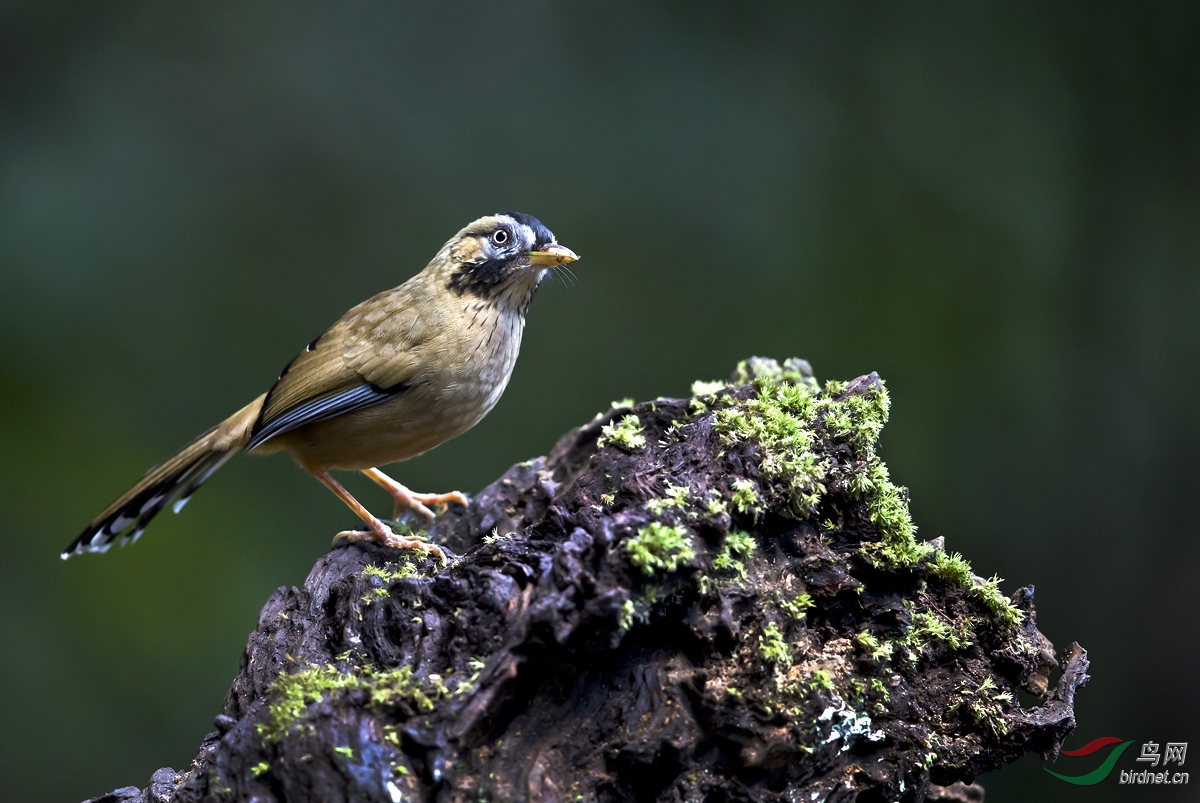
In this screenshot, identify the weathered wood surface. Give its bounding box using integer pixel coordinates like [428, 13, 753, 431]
[85, 359, 1086, 803]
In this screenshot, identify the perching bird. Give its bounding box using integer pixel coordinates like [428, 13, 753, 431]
[63, 212, 578, 563]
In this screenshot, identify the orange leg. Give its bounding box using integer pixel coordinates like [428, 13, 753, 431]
[311, 470, 446, 563]
[361, 467, 469, 521]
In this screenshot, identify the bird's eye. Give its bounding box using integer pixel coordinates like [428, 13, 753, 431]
[492, 229, 509, 246]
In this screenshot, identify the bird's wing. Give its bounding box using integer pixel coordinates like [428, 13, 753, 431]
[247, 286, 435, 450]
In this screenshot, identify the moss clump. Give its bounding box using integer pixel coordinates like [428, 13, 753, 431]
[731, 356, 819, 391]
[758, 622, 790, 664]
[381, 517, 431, 540]
[625, 522, 695, 576]
[257, 664, 363, 743]
[258, 662, 447, 743]
[857, 630, 895, 663]
[947, 677, 1013, 738]
[709, 358, 1025, 635]
[970, 574, 1024, 627]
[810, 669, 835, 691]
[598, 414, 646, 451]
[927, 550, 973, 585]
[713, 359, 939, 575]
[712, 530, 756, 579]
[691, 379, 727, 396]
[714, 380, 824, 516]
[362, 560, 421, 582]
[780, 593, 815, 620]
[730, 478, 761, 516]
[857, 461, 930, 568]
[250, 762, 269, 778]
[898, 608, 975, 663]
[645, 483, 689, 513]
[928, 550, 1024, 626]
[617, 599, 635, 633]
[699, 530, 758, 597]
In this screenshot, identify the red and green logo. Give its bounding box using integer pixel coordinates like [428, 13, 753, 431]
[1045, 737, 1135, 785]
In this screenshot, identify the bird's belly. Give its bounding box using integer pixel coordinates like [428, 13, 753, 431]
[278, 331, 520, 472]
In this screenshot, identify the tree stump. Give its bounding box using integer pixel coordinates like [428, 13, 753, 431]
[85, 358, 1087, 803]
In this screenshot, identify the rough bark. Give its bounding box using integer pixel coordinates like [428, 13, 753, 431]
[85, 358, 1087, 803]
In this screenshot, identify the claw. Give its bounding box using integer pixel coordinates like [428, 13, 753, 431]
[337, 524, 448, 565]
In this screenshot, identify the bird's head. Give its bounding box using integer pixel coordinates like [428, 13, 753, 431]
[437, 212, 579, 312]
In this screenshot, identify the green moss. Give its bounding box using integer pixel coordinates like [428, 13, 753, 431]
[691, 379, 726, 396]
[610, 397, 636, 409]
[645, 483, 689, 513]
[731, 356, 817, 390]
[381, 517, 431, 540]
[714, 380, 825, 516]
[759, 622, 790, 664]
[598, 414, 646, 451]
[711, 530, 757, 579]
[947, 677, 1013, 737]
[702, 358, 1023, 653]
[334, 746, 354, 758]
[363, 564, 395, 583]
[927, 550, 973, 586]
[857, 630, 895, 663]
[617, 599, 635, 632]
[257, 664, 363, 743]
[855, 459, 930, 568]
[810, 669, 834, 691]
[724, 364, 922, 568]
[898, 608, 975, 663]
[780, 593, 815, 620]
[927, 550, 1024, 627]
[972, 574, 1024, 627]
[258, 662, 444, 743]
[250, 762, 270, 778]
[625, 522, 695, 576]
[730, 479, 762, 516]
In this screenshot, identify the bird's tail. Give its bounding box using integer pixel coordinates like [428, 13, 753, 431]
[62, 393, 267, 559]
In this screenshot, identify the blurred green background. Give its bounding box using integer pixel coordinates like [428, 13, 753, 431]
[2, 2, 1197, 801]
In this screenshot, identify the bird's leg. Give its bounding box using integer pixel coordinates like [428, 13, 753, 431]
[361, 467, 469, 522]
[311, 470, 447, 563]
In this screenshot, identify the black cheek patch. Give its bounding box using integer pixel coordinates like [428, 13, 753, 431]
[446, 257, 512, 297]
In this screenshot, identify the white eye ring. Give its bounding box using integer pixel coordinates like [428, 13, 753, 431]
[492, 229, 509, 245]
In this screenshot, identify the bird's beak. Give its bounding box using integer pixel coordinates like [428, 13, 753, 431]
[526, 244, 580, 267]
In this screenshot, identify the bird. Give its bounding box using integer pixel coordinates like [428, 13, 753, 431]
[62, 212, 579, 564]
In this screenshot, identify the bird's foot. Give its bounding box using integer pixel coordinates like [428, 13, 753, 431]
[391, 488, 469, 522]
[335, 520, 448, 565]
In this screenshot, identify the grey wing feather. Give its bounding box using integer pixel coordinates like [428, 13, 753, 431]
[246, 382, 407, 451]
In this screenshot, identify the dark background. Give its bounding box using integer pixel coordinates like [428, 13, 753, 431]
[1, 2, 1197, 801]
